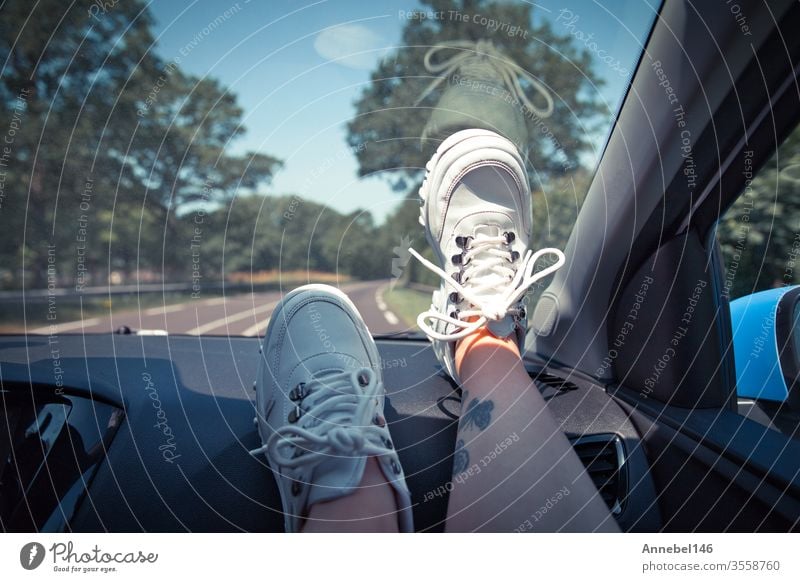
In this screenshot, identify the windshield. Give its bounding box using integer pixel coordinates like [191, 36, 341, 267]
[0, 0, 657, 337]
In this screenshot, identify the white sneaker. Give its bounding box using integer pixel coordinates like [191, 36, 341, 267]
[250, 284, 413, 532]
[409, 129, 565, 382]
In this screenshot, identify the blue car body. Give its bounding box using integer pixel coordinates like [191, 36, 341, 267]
[730, 286, 798, 402]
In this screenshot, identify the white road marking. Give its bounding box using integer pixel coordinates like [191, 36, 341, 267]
[374, 284, 401, 327]
[27, 282, 390, 336]
[201, 297, 227, 306]
[32, 317, 102, 334]
[187, 301, 278, 335]
[143, 304, 185, 316]
[241, 317, 271, 337]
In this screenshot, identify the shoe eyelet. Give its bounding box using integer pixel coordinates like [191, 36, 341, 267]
[519, 308, 526, 319]
[449, 309, 460, 319]
[390, 459, 401, 474]
[291, 480, 302, 496]
[383, 437, 393, 449]
[510, 250, 520, 262]
[288, 405, 303, 423]
[505, 231, 515, 244]
[449, 292, 460, 303]
[452, 271, 462, 284]
[455, 235, 473, 248]
[373, 413, 386, 428]
[357, 372, 370, 387]
[289, 382, 306, 401]
[451, 253, 462, 265]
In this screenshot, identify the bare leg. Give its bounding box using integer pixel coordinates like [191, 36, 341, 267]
[301, 458, 399, 532]
[444, 329, 618, 532]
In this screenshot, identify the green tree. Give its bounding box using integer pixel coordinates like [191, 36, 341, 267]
[718, 126, 800, 297]
[532, 166, 591, 251]
[0, 0, 160, 286]
[199, 194, 391, 281]
[346, 0, 604, 192]
[130, 70, 281, 211]
[130, 68, 281, 280]
[0, 1, 282, 288]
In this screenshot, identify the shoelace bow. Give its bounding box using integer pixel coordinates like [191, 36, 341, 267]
[251, 368, 392, 469]
[409, 235, 565, 341]
[415, 39, 554, 119]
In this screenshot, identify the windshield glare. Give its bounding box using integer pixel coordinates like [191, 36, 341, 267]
[0, 0, 656, 337]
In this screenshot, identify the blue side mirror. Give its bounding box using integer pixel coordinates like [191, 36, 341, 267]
[730, 285, 800, 406]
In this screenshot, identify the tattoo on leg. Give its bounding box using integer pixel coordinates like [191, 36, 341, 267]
[460, 395, 494, 432]
[452, 439, 469, 477]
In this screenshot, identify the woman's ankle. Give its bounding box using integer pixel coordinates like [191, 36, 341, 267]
[301, 457, 400, 532]
[455, 328, 522, 380]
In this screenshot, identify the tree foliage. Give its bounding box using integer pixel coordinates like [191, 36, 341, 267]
[718, 126, 800, 297]
[346, 0, 605, 192]
[0, 0, 280, 287]
[197, 195, 392, 281]
[3, 0, 797, 300]
[344, 0, 606, 286]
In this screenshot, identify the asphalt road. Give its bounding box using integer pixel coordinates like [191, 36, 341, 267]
[30, 280, 412, 337]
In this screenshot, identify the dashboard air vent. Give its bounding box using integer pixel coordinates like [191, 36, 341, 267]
[570, 434, 627, 515]
[534, 373, 579, 392]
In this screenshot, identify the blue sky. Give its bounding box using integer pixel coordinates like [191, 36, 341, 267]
[148, 0, 657, 222]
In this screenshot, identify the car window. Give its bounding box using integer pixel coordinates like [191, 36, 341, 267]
[718, 124, 800, 299]
[0, 1, 657, 336]
[717, 122, 800, 436]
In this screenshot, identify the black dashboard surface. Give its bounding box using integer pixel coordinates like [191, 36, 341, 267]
[0, 335, 659, 532]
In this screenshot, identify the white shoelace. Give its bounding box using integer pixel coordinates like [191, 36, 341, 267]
[250, 368, 392, 469]
[409, 236, 565, 341]
[415, 39, 554, 119]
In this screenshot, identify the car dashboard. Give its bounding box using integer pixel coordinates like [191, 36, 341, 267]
[0, 334, 661, 532]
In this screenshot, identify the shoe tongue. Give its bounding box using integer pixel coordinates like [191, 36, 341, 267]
[463, 224, 514, 304]
[302, 368, 361, 429]
[301, 365, 374, 508]
[473, 224, 501, 238]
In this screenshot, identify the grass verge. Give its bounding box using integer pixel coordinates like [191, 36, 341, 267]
[382, 285, 431, 328]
